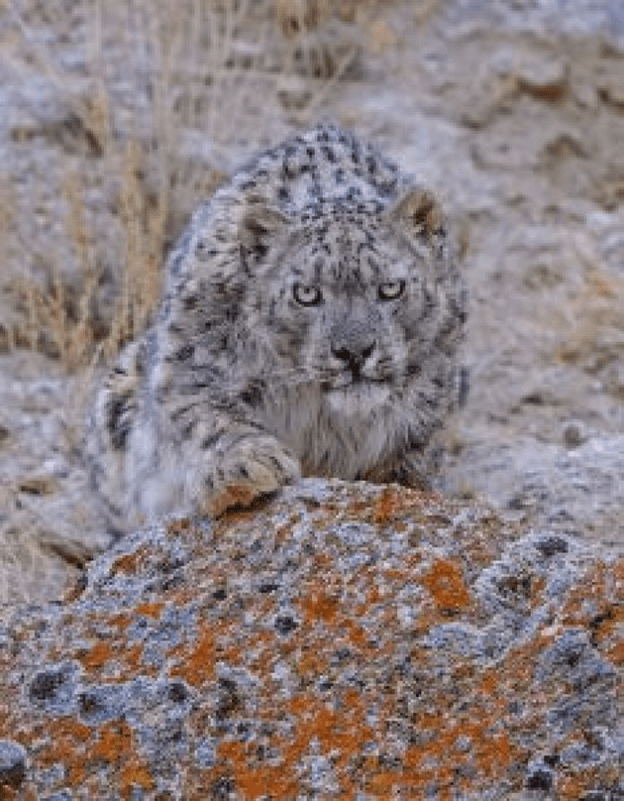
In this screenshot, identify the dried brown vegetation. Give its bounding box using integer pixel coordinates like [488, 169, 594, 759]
[3, 0, 381, 370]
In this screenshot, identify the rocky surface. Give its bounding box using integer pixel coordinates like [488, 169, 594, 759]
[0, 480, 622, 799]
[0, 352, 110, 603]
[2, 0, 624, 604]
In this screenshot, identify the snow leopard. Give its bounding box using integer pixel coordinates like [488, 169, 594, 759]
[88, 124, 467, 531]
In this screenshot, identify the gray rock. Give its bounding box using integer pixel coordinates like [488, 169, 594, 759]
[0, 739, 26, 789]
[0, 480, 621, 798]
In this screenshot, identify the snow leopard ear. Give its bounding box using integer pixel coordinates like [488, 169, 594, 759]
[240, 196, 290, 262]
[387, 185, 446, 244]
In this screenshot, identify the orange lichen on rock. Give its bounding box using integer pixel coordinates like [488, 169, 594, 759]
[31, 718, 90, 788]
[372, 484, 400, 524]
[0, 481, 621, 798]
[215, 739, 299, 798]
[111, 550, 144, 575]
[120, 763, 157, 800]
[91, 719, 133, 763]
[300, 587, 339, 625]
[133, 601, 164, 619]
[421, 557, 473, 612]
[77, 639, 114, 671]
[168, 624, 216, 686]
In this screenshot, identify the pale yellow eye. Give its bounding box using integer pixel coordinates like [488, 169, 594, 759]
[293, 283, 323, 306]
[378, 280, 405, 301]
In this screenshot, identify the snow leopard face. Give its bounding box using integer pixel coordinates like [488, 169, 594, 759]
[242, 188, 463, 417]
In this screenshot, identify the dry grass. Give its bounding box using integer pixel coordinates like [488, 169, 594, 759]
[0, 0, 394, 606]
[3, 0, 388, 371]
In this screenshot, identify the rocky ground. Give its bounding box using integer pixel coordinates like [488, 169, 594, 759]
[1, 0, 623, 603]
[1, 481, 622, 799]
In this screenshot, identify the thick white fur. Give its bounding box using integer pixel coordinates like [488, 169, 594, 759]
[88, 125, 466, 529]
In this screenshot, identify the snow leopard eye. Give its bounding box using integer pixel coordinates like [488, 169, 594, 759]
[378, 280, 405, 301]
[293, 283, 323, 306]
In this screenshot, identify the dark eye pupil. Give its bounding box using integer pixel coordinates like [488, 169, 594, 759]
[294, 283, 322, 306]
[379, 281, 404, 300]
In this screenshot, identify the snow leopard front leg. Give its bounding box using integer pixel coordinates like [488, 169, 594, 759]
[129, 400, 301, 522]
[195, 424, 302, 518]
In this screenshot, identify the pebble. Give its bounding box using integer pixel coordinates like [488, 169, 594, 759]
[0, 740, 26, 789]
[562, 421, 588, 448]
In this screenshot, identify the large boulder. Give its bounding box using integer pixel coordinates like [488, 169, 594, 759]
[0, 479, 622, 799]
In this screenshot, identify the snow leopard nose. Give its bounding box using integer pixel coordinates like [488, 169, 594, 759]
[331, 341, 376, 373]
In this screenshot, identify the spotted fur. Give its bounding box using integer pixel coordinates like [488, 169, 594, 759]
[88, 125, 467, 530]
